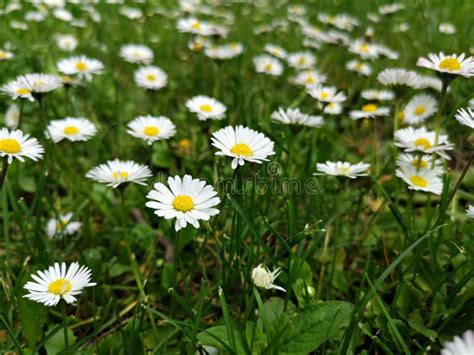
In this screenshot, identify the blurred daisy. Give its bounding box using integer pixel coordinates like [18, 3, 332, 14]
[211, 126, 275, 169]
[396, 165, 443, 195]
[134, 66, 167, 90]
[379, 3, 404, 15]
[254, 55, 284, 76]
[0, 128, 44, 164]
[252, 264, 286, 292]
[271, 107, 323, 127]
[419, 75, 444, 92]
[308, 85, 346, 103]
[45, 117, 97, 143]
[441, 330, 474, 354]
[324, 102, 343, 115]
[346, 60, 372, 76]
[120, 6, 143, 20]
[86, 159, 152, 188]
[349, 39, 379, 59]
[53, 8, 73, 21]
[57, 55, 104, 81]
[146, 174, 220, 231]
[1, 77, 34, 101]
[439, 23, 456, 35]
[23, 262, 96, 306]
[287, 51, 315, 70]
[315, 161, 370, 178]
[186, 95, 226, 121]
[23, 73, 63, 96]
[46, 212, 82, 238]
[361, 89, 395, 101]
[401, 94, 437, 125]
[394, 126, 454, 159]
[454, 108, 474, 129]
[396, 153, 442, 171]
[377, 68, 422, 88]
[264, 44, 287, 59]
[417, 53, 474, 78]
[0, 49, 14, 61]
[55, 34, 78, 52]
[466, 206, 474, 219]
[349, 103, 390, 120]
[120, 44, 154, 64]
[177, 17, 213, 36]
[5, 104, 20, 128]
[127, 115, 176, 145]
[293, 70, 327, 88]
[188, 36, 210, 52]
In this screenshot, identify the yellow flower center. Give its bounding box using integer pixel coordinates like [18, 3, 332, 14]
[297, 57, 306, 65]
[146, 74, 156, 81]
[0, 51, 8, 60]
[411, 158, 427, 168]
[415, 137, 432, 150]
[199, 104, 213, 113]
[113, 171, 129, 179]
[338, 166, 351, 174]
[362, 104, 378, 112]
[414, 105, 426, 115]
[16, 88, 30, 96]
[321, 92, 330, 100]
[409, 175, 428, 188]
[143, 126, 159, 136]
[191, 22, 201, 30]
[359, 43, 370, 53]
[231, 143, 253, 157]
[172, 195, 194, 212]
[397, 111, 405, 122]
[438, 58, 461, 72]
[193, 43, 203, 51]
[0, 138, 21, 154]
[355, 62, 364, 70]
[48, 278, 72, 295]
[264, 63, 273, 72]
[179, 138, 191, 149]
[63, 126, 79, 135]
[305, 75, 315, 84]
[75, 61, 88, 71]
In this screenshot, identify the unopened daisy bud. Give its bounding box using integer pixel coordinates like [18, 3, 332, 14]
[251, 264, 286, 292]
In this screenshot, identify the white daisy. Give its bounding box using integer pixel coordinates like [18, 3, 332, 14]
[361, 89, 395, 101]
[120, 6, 143, 20]
[1, 77, 34, 101]
[287, 51, 316, 70]
[0, 49, 14, 61]
[45, 117, 97, 143]
[394, 126, 454, 159]
[46, 212, 82, 238]
[204, 43, 243, 60]
[264, 44, 287, 59]
[401, 94, 437, 125]
[419, 75, 444, 92]
[454, 108, 474, 129]
[86, 159, 152, 188]
[5, 104, 20, 128]
[396, 165, 443, 195]
[377, 68, 422, 88]
[292, 70, 327, 88]
[346, 59, 372, 76]
[396, 153, 443, 173]
[349, 103, 390, 120]
[315, 161, 370, 178]
[417, 52, 474, 78]
[134, 66, 167, 90]
[251, 264, 286, 292]
[146, 174, 220, 231]
[254, 55, 284, 76]
[57, 55, 104, 81]
[120, 44, 154, 64]
[307, 85, 347, 103]
[211, 126, 275, 169]
[185, 95, 226, 121]
[0, 128, 44, 164]
[271, 107, 324, 127]
[55, 34, 78, 52]
[177, 17, 213, 36]
[441, 330, 474, 354]
[466, 206, 474, 219]
[378, 3, 405, 15]
[439, 23, 456, 35]
[23, 262, 96, 306]
[324, 102, 343, 115]
[349, 39, 379, 59]
[126, 115, 176, 145]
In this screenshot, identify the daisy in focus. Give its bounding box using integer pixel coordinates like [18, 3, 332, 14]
[252, 264, 286, 292]
[271, 107, 324, 127]
[185, 95, 226, 121]
[127, 115, 176, 145]
[394, 127, 454, 159]
[307, 85, 346, 103]
[211, 126, 275, 169]
[0, 128, 44, 164]
[315, 161, 370, 178]
[120, 44, 154, 64]
[134, 66, 167, 90]
[46, 212, 82, 238]
[417, 52, 474, 78]
[253, 55, 284, 76]
[45, 117, 97, 143]
[396, 165, 443, 195]
[454, 108, 474, 129]
[146, 174, 220, 231]
[399, 94, 437, 125]
[349, 103, 390, 120]
[57, 56, 104, 81]
[86, 159, 152, 188]
[23, 262, 96, 306]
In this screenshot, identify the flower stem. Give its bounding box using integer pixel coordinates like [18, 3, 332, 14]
[0, 157, 9, 191]
[372, 119, 379, 176]
[434, 79, 448, 147]
[61, 301, 69, 355]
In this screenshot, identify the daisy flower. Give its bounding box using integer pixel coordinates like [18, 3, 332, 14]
[86, 159, 152, 188]
[324, 102, 343, 115]
[315, 161, 370, 178]
[0, 49, 14, 61]
[287, 51, 315, 70]
[5, 104, 20, 128]
[292, 70, 327, 88]
[417, 52, 474, 78]
[271, 107, 324, 127]
[45, 117, 97, 143]
[0, 128, 44, 164]
[146, 174, 220, 231]
[204, 43, 244, 60]
[254, 55, 284, 76]
[439, 23, 456, 35]
[378, 3, 405, 15]
[419, 75, 444, 92]
[349, 103, 390, 120]
[185, 95, 226, 121]
[396, 153, 443, 173]
[55, 34, 78, 52]
[57, 55, 104, 81]
[394, 126, 454, 159]
[120, 44, 154, 64]
[377, 68, 422, 88]
[126, 115, 176, 145]
[211, 126, 275, 169]
[401, 94, 437, 125]
[23, 262, 96, 306]
[395, 165, 443, 195]
[346, 60, 372, 76]
[177, 17, 213, 36]
[307, 85, 347, 103]
[252, 264, 286, 292]
[349, 39, 379, 59]
[264, 44, 287, 59]
[2, 74, 62, 101]
[46, 212, 82, 238]
[454, 108, 474, 129]
[134, 66, 167, 90]
[361, 89, 395, 101]
[441, 330, 474, 354]
[466, 206, 474, 219]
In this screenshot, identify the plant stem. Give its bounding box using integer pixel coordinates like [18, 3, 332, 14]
[434, 79, 448, 147]
[0, 157, 8, 191]
[373, 119, 379, 176]
[61, 301, 69, 355]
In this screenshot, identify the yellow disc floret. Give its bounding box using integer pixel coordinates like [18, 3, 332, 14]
[415, 137, 432, 150]
[438, 58, 461, 72]
[48, 278, 72, 296]
[362, 104, 378, 112]
[409, 175, 428, 188]
[173, 195, 194, 212]
[231, 143, 253, 157]
[144, 126, 159, 137]
[0, 138, 21, 154]
[63, 126, 79, 135]
[199, 104, 213, 113]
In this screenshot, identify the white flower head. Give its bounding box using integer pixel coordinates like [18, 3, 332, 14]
[377, 68, 423, 88]
[185, 95, 226, 121]
[466, 206, 474, 219]
[264, 44, 287, 59]
[254, 55, 284, 76]
[146, 174, 220, 231]
[177, 17, 213, 36]
[324, 102, 343, 115]
[0, 49, 14, 61]
[46, 212, 82, 238]
[307, 85, 347, 103]
[394, 126, 454, 159]
[315, 161, 370, 178]
[454, 108, 474, 129]
[127, 115, 176, 145]
[251, 264, 286, 292]
[292, 70, 327, 88]
[23, 262, 96, 306]
[45, 117, 97, 143]
[361, 89, 395, 101]
[134, 66, 167, 90]
[396, 165, 443, 195]
[441, 330, 474, 354]
[346, 60, 372, 76]
[400, 94, 437, 125]
[120, 44, 154, 64]
[417, 52, 474, 78]
[349, 103, 390, 120]
[349, 39, 379, 59]
[57, 55, 104, 81]
[0, 128, 44, 164]
[86, 159, 152, 188]
[439, 23, 456, 35]
[5, 104, 20, 128]
[55, 34, 78, 52]
[271, 107, 324, 127]
[396, 153, 443, 174]
[287, 51, 316, 69]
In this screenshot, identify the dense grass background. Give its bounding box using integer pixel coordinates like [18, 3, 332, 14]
[0, 0, 473, 353]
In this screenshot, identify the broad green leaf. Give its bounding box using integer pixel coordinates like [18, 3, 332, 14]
[18, 298, 47, 350]
[45, 326, 76, 355]
[197, 325, 245, 354]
